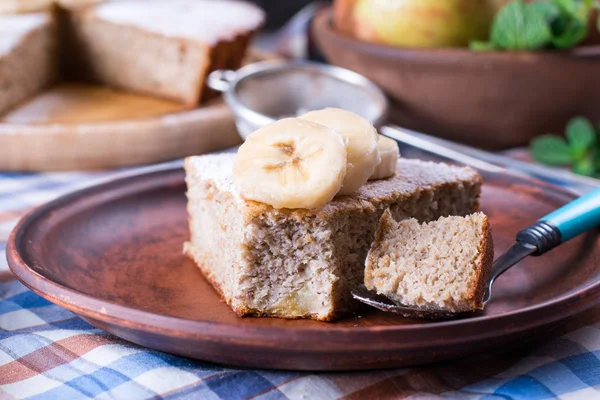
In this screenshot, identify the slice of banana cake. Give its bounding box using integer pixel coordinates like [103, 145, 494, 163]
[184, 153, 482, 321]
[365, 210, 494, 313]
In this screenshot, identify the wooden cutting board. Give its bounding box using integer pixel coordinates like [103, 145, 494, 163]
[0, 83, 242, 171]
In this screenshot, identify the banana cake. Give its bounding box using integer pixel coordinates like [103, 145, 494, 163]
[0, 0, 263, 116]
[184, 153, 483, 321]
[365, 210, 493, 312]
[63, 0, 264, 104]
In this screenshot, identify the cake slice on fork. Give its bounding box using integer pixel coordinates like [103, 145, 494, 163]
[365, 210, 494, 313]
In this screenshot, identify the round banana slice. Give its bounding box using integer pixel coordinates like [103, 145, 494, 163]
[233, 118, 347, 209]
[369, 135, 400, 180]
[299, 108, 380, 195]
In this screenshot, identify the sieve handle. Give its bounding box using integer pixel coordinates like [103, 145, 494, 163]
[207, 70, 238, 93]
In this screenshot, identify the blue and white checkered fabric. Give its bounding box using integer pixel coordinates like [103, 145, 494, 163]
[1, 162, 600, 399]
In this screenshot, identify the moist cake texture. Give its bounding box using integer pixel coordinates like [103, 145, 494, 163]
[365, 210, 493, 312]
[184, 153, 482, 321]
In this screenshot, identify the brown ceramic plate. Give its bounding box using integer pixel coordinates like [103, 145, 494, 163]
[7, 161, 600, 371]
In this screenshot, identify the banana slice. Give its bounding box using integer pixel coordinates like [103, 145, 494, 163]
[369, 135, 400, 180]
[233, 118, 347, 209]
[299, 108, 380, 195]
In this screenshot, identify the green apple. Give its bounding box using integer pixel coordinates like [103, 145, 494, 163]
[337, 0, 497, 48]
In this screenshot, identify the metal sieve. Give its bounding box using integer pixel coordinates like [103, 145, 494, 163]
[207, 60, 389, 139]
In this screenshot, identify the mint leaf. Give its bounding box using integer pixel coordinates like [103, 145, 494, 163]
[551, 17, 589, 48]
[522, 4, 555, 48]
[483, 0, 598, 51]
[549, 0, 592, 48]
[531, 135, 574, 165]
[553, 0, 579, 16]
[491, 1, 553, 50]
[490, 1, 527, 49]
[566, 117, 596, 159]
[531, 116, 600, 178]
[530, 1, 561, 20]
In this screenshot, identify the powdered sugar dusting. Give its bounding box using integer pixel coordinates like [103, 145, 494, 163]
[0, 13, 48, 55]
[95, 0, 265, 44]
[186, 153, 481, 211]
[187, 153, 237, 194]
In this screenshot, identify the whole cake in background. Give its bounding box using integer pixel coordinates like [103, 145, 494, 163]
[0, 0, 265, 116]
[62, 0, 264, 104]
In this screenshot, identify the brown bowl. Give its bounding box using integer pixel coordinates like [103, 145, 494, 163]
[312, 9, 600, 150]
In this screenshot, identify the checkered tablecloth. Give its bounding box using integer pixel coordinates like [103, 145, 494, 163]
[2, 165, 600, 400]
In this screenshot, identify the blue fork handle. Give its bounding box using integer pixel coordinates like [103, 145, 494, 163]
[541, 187, 600, 241]
[516, 187, 600, 255]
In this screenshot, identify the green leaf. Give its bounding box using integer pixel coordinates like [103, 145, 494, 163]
[484, 0, 596, 52]
[530, 1, 561, 21]
[491, 1, 527, 48]
[552, 0, 579, 17]
[551, 17, 589, 48]
[566, 117, 596, 159]
[491, 1, 554, 50]
[549, 0, 591, 48]
[530, 135, 574, 165]
[469, 41, 496, 51]
[551, 0, 596, 21]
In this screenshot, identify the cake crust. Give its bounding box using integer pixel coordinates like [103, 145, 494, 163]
[469, 215, 494, 310]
